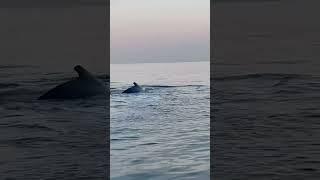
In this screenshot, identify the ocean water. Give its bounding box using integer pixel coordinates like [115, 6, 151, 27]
[0, 65, 108, 179]
[213, 1, 320, 178]
[110, 62, 210, 180]
[213, 60, 320, 179]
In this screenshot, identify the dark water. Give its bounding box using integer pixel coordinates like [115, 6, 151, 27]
[213, 64, 320, 178]
[213, 65, 320, 178]
[0, 65, 108, 179]
[111, 62, 210, 180]
[213, 1, 320, 179]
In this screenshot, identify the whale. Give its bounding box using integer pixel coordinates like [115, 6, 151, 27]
[38, 65, 106, 100]
[122, 82, 143, 93]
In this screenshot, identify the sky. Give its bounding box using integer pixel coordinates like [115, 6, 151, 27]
[0, 4, 108, 73]
[111, 0, 210, 64]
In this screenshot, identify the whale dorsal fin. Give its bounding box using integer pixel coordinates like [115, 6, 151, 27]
[74, 65, 93, 79]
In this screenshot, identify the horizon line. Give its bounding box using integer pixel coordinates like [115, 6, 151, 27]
[110, 60, 209, 65]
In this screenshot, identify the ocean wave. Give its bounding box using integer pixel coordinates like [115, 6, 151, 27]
[0, 65, 37, 69]
[1, 137, 58, 147]
[2, 114, 24, 118]
[273, 89, 303, 94]
[7, 124, 56, 131]
[0, 88, 40, 97]
[213, 73, 314, 81]
[257, 60, 310, 65]
[0, 83, 20, 89]
[143, 85, 205, 88]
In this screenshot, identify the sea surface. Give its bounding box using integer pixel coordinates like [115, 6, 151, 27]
[213, 1, 320, 178]
[110, 61, 210, 180]
[0, 65, 108, 179]
[213, 61, 320, 179]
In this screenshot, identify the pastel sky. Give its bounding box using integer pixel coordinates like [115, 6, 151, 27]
[111, 0, 210, 64]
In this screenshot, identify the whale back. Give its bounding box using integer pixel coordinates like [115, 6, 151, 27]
[38, 65, 106, 100]
[123, 82, 143, 93]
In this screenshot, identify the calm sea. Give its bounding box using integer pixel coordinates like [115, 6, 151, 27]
[110, 61, 210, 180]
[213, 1, 320, 178]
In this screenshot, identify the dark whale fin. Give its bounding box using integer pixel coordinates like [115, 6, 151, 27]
[38, 65, 105, 100]
[123, 82, 143, 93]
[74, 65, 94, 80]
